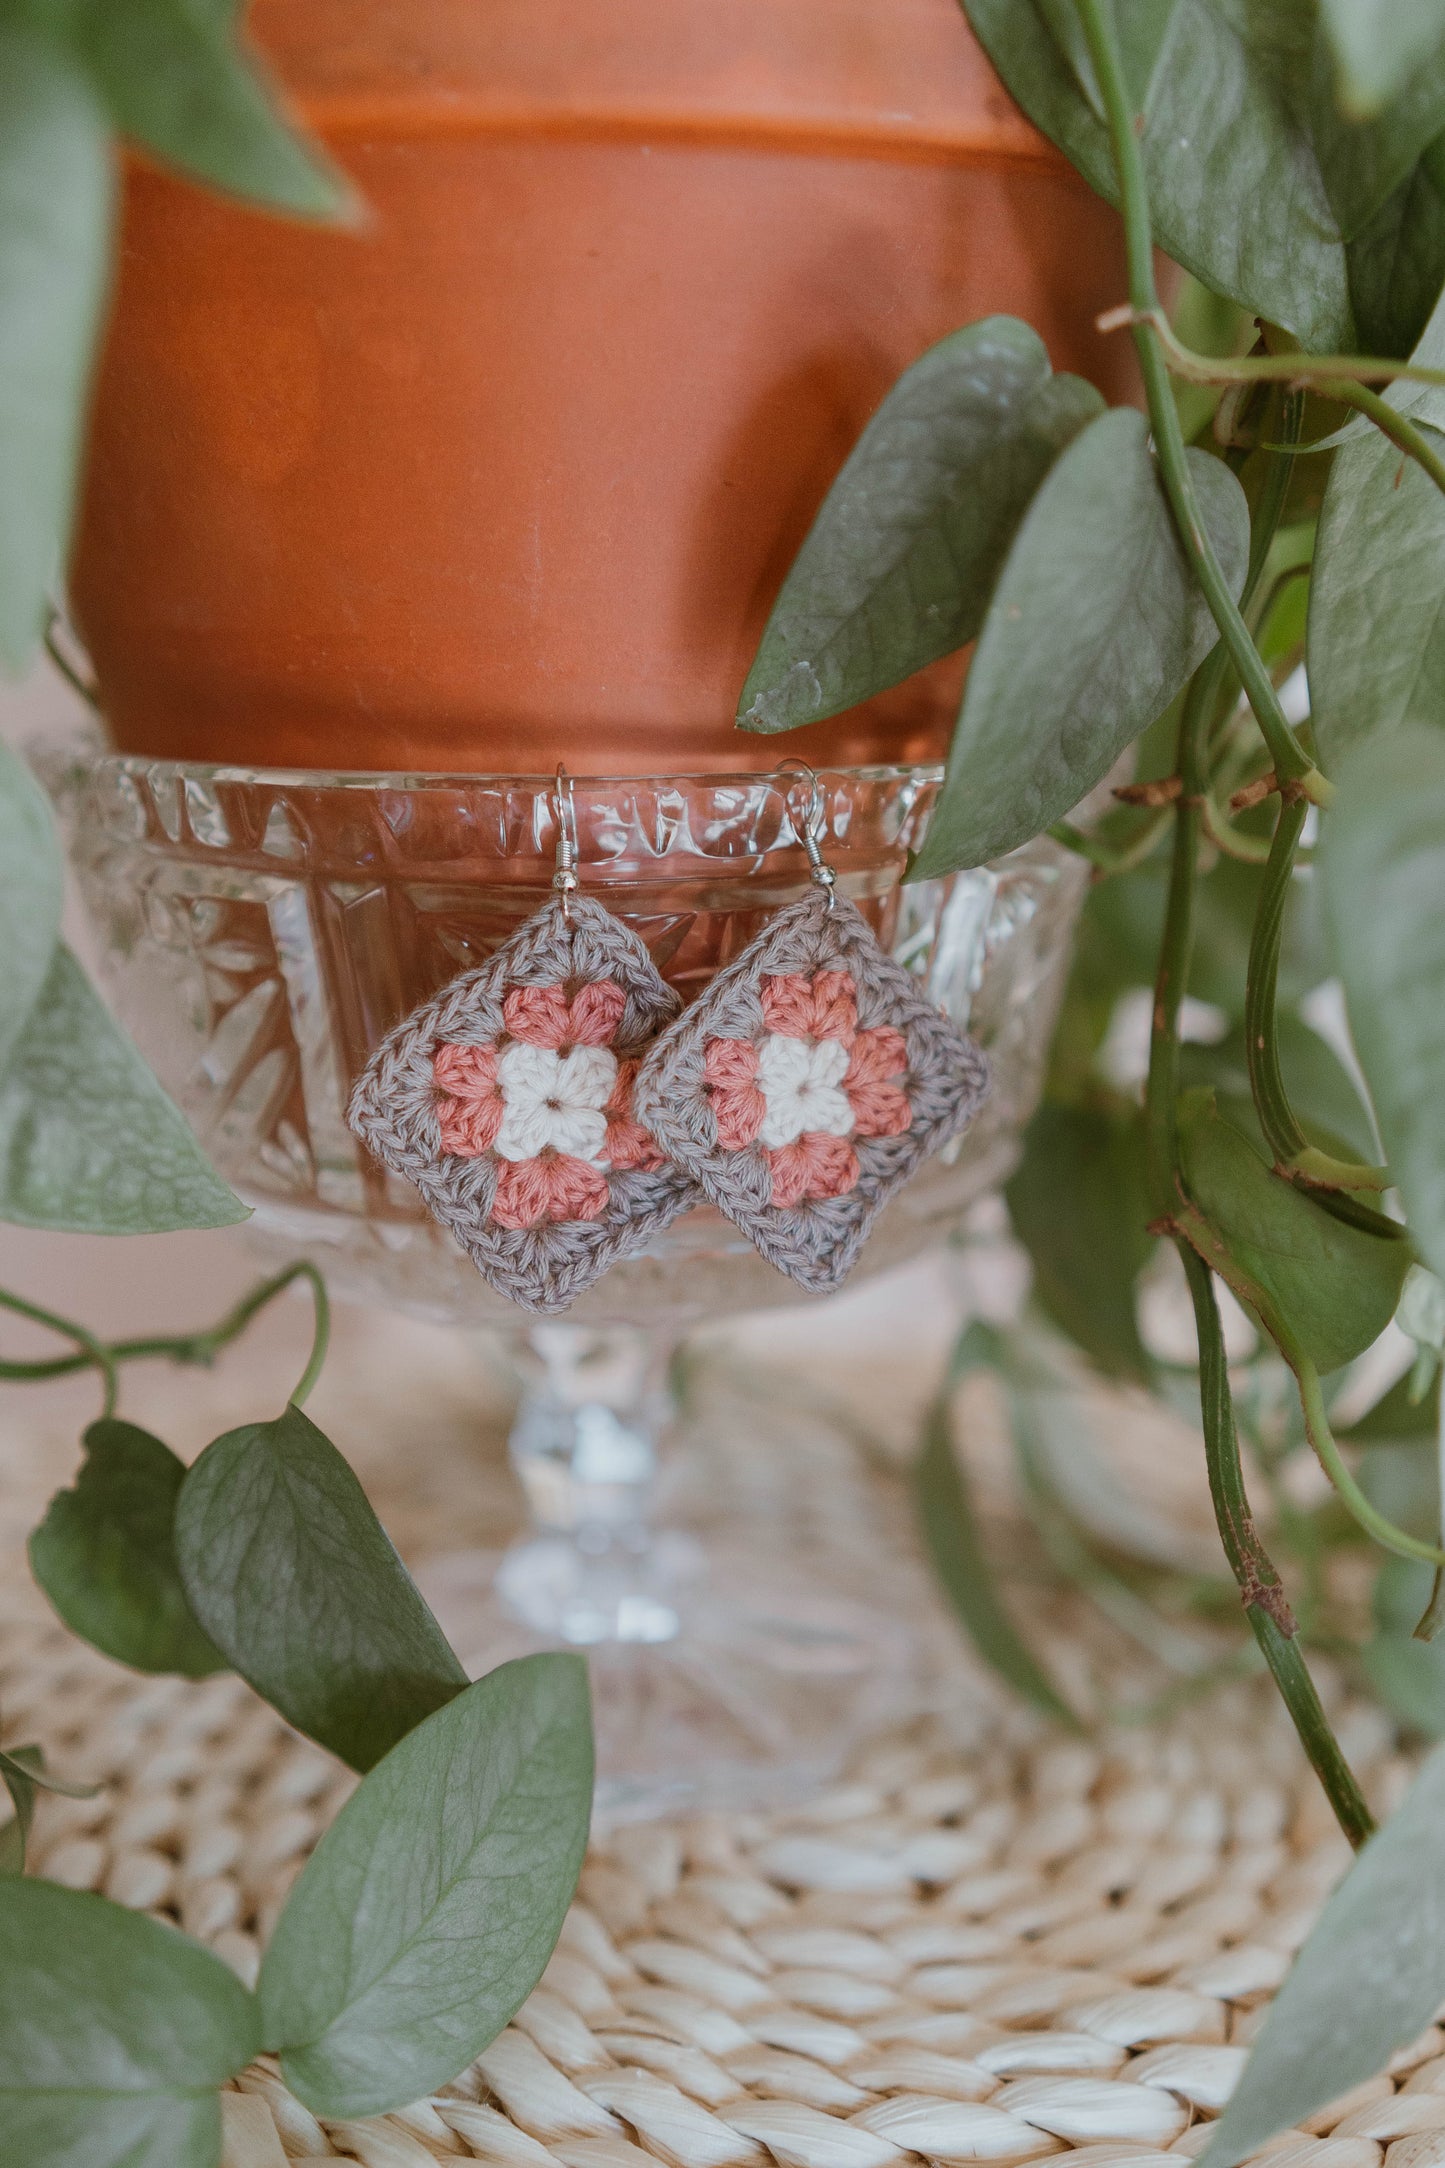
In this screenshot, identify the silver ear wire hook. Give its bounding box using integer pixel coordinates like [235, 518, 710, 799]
[776, 758, 837, 911]
[553, 763, 580, 920]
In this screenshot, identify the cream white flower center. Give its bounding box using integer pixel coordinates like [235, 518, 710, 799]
[755, 1033, 854, 1149]
[494, 1041, 618, 1163]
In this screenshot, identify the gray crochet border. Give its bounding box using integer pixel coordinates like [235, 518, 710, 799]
[633, 890, 990, 1295]
[347, 894, 699, 1316]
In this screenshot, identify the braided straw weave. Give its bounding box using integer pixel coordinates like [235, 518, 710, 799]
[0, 1311, 1435, 2168]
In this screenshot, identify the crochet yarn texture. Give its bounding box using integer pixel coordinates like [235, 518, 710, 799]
[634, 890, 990, 1293]
[348, 895, 698, 1315]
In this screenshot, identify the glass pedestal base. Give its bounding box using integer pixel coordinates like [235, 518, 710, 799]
[418, 1534, 914, 1826]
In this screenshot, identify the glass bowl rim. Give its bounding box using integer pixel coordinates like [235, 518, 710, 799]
[84, 754, 944, 794]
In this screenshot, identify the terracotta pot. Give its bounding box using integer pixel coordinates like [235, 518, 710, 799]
[72, 0, 1130, 777]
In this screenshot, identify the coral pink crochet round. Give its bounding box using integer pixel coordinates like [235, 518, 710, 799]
[492, 1152, 609, 1231]
[702, 968, 914, 1207]
[432, 976, 658, 1231]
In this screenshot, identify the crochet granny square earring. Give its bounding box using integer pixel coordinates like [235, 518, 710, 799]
[348, 769, 698, 1316]
[633, 764, 990, 1295]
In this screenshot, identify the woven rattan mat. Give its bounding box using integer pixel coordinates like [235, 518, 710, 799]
[0, 1299, 1435, 2168]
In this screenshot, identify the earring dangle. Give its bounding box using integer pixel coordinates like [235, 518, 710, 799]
[347, 767, 698, 1316]
[633, 763, 991, 1294]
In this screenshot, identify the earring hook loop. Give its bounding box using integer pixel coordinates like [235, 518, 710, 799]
[775, 757, 837, 910]
[553, 763, 580, 918]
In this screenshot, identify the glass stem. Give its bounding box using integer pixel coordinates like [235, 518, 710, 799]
[496, 1324, 696, 1645]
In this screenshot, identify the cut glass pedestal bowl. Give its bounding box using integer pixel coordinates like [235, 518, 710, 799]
[66, 757, 1085, 1819]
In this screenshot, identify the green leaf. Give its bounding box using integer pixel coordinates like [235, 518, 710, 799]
[914, 1327, 1079, 1725]
[1085, 841, 1332, 1021]
[1363, 1544, 1445, 1733]
[0, 739, 63, 1076]
[0, 1746, 42, 1875]
[258, 1653, 593, 2118]
[964, 0, 1348, 349]
[29, 1419, 226, 1679]
[1362, 1625, 1445, 1733]
[1321, 727, 1445, 1283]
[1346, 1364, 1442, 1441]
[736, 318, 1102, 733]
[1347, 131, 1445, 359]
[965, 0, 1445, 353]
[174, 1404, 467, 1773]
[1310, 423, 1445, 769]
[0, 1875, 259, 2167]
[1199, 1740, 1445, 2168]
[910, 410, 1249, 876]
[0, 943, 247, 1232]
[1005, 1104, 1155, 1384]
[0, 25, 113, 673]
[1321, 0, 1445, 119]
[1177, 1087, 1412, 1374]
[1323, 239, 1445, 452]
[63, 0, 350, 219]
[1181, 1014, 1381, 1167]
[1360, 1440, 1439, 1534]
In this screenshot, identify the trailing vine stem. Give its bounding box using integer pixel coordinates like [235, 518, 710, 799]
[1073, 0, 1327, 806]
[0, 1261, 331, 1413]
[1125, 415, 1374, 1840]
[1047, 810, 1171, 872]
[1179, 1243, 1375, 1848]
[1199, 793, 1273, 862]
[1141, 676, 1208, 1212]
[1244, 795, 1391, 1193]
[1289, 1335, 1445, 1571]
[1172, 1193, 1441, 1567]
[0, 1289, 117, 1420]
[1244, 793, 1311, 1167]
[1327, 384, 1445, 500]
[1101, 303, 1445, 395]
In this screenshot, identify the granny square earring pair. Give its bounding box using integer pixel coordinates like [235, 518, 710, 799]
[347, 772, 698, 1315]
[349, 765, 990, 1314]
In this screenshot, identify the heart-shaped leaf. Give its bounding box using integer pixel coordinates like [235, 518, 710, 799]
[1176, 1088, 1411, 1374]
[0, 740, 62, 1078]
[1309, 422, 1445, 769]
[0, 25, 113, 673]
[259, 1653, 593, 2117]
[1005, 1104, 1155, 1384]
[910, 409, 1249, 876]
[964, 0, 1445, 353]
[0, 1876, 259, 2168]
[1321, 727, 1445, 1284]
[30, 1419, 226, 1678]
[1364, 1544, 1445, 1736]
[1321, 0, 1445, 119]
[915, 1327, 1079, 1725]
[737, 317, 1102, 734]
[1200, 1740, 1445, 2167]
[1347, 133, 1445, 361]
[1182, 1015, 1380, 1168]
[0, 943, 247, 1233]
[175, 1403, 467, 1772]
[64, 0, 350, 219]
[1345, 1364, 1442, 1442]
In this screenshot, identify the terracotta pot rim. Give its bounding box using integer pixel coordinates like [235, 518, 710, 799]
[93, 753, 945, 791]
[275, 97, 1070, 175]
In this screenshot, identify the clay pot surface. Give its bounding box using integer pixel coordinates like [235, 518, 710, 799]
[73, 0, 1130, 776]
